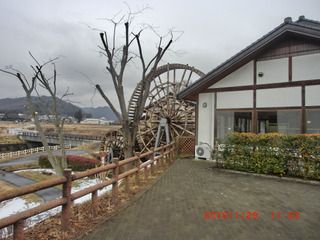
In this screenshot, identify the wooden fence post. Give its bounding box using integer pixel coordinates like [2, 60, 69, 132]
[62, 169, 72, 231]
[112, 158, 119, 205]
[135, 153, 140, 186]
[13, 219, 25, 240]
[170, 144, 174, 163]
[144, 165, 148, 181]
[150, 149, 155, 176]
[159, 146, 165, 167]
[125, 176, 130, 194]
[91, 190, 98, 217]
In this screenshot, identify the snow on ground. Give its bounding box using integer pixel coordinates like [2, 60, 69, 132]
[0, 170, 113, 238]
[15, 168, 56, 174]
[0, 198, 38, 219]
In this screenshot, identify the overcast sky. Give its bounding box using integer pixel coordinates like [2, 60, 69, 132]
[0, 0, 320, 109]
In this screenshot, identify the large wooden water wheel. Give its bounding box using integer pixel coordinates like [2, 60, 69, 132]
[136, 64, 204, 152]
[100, 63, 204, 159]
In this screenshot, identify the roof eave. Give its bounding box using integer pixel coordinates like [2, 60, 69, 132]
[178, 23, 320, 100]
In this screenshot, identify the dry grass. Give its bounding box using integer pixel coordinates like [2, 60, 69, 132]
[75, 142, 101, 151]
[0, 121, 121, 139]
[41, 123, 121, 136]
[0, 135, 23, 144]
[0, 180, 41, 203]
[16, 171, 57, 182]
[16, 171, 64, 190]
[0, 162, 39, 171]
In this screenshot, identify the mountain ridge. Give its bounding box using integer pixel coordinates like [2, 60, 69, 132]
[0, 97, 117, 121]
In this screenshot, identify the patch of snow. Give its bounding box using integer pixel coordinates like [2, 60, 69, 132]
[15, 168, 56, 174]
[0, 198, 39, 238]
[0, 198, 38, 219]
[72, 178, 113, 204]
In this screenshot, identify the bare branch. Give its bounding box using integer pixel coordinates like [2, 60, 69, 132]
[96, 84, 121, 120]
[60, 87, 73, 100]
[118, 22, 130, 85]
[53, 63, 57, 96]
[0, 68, 18, 77]
[29, 51, 59, 67]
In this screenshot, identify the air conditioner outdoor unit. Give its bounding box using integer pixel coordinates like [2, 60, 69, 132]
[195, 144, 212, 160]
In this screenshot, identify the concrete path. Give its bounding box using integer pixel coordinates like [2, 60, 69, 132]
[0, 170, 61, 201]
[0, 150, 87, 167]
[82, 158, 320, 240]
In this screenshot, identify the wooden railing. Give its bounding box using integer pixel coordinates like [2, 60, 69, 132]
[0, 142, 176, 240]
[0, 145, 72, 160]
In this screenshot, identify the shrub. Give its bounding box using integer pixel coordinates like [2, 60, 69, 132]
[38, 155, 100, 171]
[216, 133, 320, 180]
[67, 155, 100, 171]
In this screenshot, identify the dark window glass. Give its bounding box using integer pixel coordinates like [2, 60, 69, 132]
[258, 111, 300, 134]
[216, 111, 252, 141]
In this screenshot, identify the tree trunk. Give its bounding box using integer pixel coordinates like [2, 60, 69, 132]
[26, 94, 66, 176]
[121, 126, 137, 171]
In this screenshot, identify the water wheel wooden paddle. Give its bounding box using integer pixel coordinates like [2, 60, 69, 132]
[100, 130, 124, 162]
[100, 63, 204, 160]
[135, 63, 204, 152]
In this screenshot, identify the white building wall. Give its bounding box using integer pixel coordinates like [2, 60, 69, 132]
[256, 58, 288, 84]
[217, 90, 253, 109]
[256, 87, 301, 108]
[209, 61, 253, 88]
[292, 53, 320, 81]
[198, 93, 215, 147]
[306, 85, 320, 106]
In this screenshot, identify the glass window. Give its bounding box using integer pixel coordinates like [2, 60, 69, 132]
[216, 111, 252, 141]
[306, 109, 320, 134]
[258, 110, 300, 134]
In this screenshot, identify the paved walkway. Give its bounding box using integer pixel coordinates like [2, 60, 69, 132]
[82, 158, 320, 240]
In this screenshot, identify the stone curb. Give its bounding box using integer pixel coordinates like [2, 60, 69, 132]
[213, 167, 320, 186]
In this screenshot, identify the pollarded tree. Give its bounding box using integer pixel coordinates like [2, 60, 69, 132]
[0, 53, 69, 176]
[95, 12, 173, 159]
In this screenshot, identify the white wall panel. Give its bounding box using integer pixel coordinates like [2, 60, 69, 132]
[217, 91, 253, 109]
[257, 58, 288, 84]
[292, 53, 320, 81]
[198, 93, 215, 146]
[256, 87, 301, 108]
[306, 85, 320, 106]
[210, 61, 253, 88]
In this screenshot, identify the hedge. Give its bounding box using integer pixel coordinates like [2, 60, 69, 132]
[215, 133, 320, 180]
[39, 155, 100, 171]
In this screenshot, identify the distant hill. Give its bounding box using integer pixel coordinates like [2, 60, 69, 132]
[0, 96, 80, 116]
[0, 97, 118, 121]
[82, 106, 118, 121]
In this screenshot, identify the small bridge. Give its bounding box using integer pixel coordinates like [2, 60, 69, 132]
[17, 130, 103, 147]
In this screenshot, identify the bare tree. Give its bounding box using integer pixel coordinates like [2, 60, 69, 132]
[0, 53, 69, 176]
[96, 13, 173, 159]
